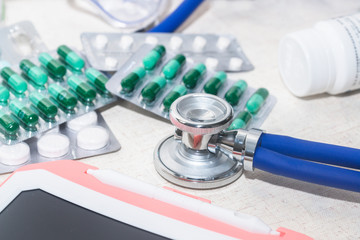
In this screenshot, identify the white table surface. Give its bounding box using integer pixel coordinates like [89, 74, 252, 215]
[1, 0, 360, 239]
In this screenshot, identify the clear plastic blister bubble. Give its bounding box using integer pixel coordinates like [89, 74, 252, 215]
[106, 44, 276, 130]
[0, 110, 121, 174]
[0, 21, 48, 64]
[0, 46, 116, 145]
[81, 33, 254, 72]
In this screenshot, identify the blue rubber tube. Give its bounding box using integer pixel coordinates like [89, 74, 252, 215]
[253, 147, 360, 192]
[149, 0, 204, 32]
[259, 133, 360, 170]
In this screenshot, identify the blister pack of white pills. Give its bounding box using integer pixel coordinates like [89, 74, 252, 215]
[0, 110, 121, 174]
[0, 21, 48, 64]
[107, 44, 276, 130]
[81, 33, 254, 72]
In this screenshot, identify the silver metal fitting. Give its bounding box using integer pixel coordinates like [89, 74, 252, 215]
[208, 128, 263, 171]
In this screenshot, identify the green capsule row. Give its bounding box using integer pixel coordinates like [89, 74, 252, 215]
[228, 111, 252, 130]
[9, 100, 38, 129]
[29, 92, 58, 120]
[246, 88, 269, 114]
[121, 67, 146, 93]
[203, 71, 227, 95]
[162, 54, 186, 80]
[141, 76, 167, 103]
[225, 80, 248, 106]
[85, 68, 110, 94]
[143, 45, 166, 70]
[1, 67, 28, 94]
[163, 85, 187, 111]
[67, 76, 96, 103]
[38, 52, 67, 78]
[0, 110, 19, 135]
[48, 84, 77, 111]
[182, 63, 206, 89]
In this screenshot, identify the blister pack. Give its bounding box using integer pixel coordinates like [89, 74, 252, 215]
[107, 44, 276, 130]
[0, 21, 47, 64]
[0, 110, 121, 174]
[81, 33, 254, 72]
[0, 46, 116, 144]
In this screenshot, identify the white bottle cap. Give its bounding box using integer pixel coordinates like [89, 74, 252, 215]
[77, 126, 109, 150]
[37, 133, 70, 158]
[67, 111, 98, 132]
[279, 28, 332, 97]
[0, 143, 30, 166]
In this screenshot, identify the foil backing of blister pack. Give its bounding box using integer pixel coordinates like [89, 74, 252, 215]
[0, 110, 121, 174]
[81, 33, 254, 72]
[106, 44, 276, 129]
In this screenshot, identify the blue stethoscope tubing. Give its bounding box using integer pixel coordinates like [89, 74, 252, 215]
[254, 133, 360, 192]
[149, 0, 204, 32]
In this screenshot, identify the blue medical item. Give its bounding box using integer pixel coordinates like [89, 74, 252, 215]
[154, 93, 360, 192]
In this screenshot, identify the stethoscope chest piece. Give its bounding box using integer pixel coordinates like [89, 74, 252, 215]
[154, 93, 243, 189]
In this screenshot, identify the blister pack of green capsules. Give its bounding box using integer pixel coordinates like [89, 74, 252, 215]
[107, 44, 276, 130]
[0, 49, 115, 144]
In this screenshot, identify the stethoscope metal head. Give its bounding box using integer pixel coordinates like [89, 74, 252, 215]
[154, 93, 249, 189]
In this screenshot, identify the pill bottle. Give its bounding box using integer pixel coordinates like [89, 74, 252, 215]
[278, 13, 360, 97]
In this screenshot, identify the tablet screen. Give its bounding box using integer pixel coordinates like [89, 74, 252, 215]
[0, 189, 169, 240]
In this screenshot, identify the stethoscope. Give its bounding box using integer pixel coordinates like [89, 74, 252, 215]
[154, 93, 360, 192]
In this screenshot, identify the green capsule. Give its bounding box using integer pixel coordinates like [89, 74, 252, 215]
[19, 59, 48, 86]
[121, 67, 146, 93]
[228, 111, 252, 130]
[203, 71, 227, 95]
[0, 110, 19, 134]
[85, 68, 109, 93]
[0, 86, 10, 105]
[57, 45, 85, 71]
[163, 85, 187, 111]
[225, 80, 248, 106]
[1, 67, 28, 94]
[29, 92, 58, 119]
[48, 84, 77, 110]
[141, 76, 166, 103]
[182, 63, 206, 89]
[67, 76, 96, 102]
[246, 88, 269, 114]
[9, 100, 38, 128]
[38, 52, 67, 78]
[143, 45, 166, 70]
[162, 54, 186, 80]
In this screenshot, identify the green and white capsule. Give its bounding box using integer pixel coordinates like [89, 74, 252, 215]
[203, 71, 227, 95]
[0, 110, 19, 135]
[141, 76, 166, 103]
[228, 111, 252, 130]
[48, 84, 77, 110]
[85, 68, 109, 94]
[163, 85, 187, 111]
[143, 45, 166, 70]
[57, 45, 85, 71]
[1, 67, 28, 94]
[38, 52, 67, 78]
[162, 54, 186, 80]
[0, 86, 10, 105]
[121, 66, 146, 93]
[225, 80, 248, 106]
[29, 92, 58, 120]
[19, 59, 48, 86]
[246, 88, 269, 114]
[9, 100, 38, 128]
[67, 76, 97, 102]
[182, 63, 206, 89]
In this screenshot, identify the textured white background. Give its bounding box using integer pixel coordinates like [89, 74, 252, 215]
[0, 0, 360, 239]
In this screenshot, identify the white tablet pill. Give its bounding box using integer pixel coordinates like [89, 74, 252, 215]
[170, 36, 183, 50]
[229, 57, 243, 71]
[119, 35, 134, 50]
[0, 143, 30, 166]
[67, 111, 98, 132]
[205, 57, 219, 70]
[145, 36, 158, 45]
[77, 126, 109, 150]
[93, 34, 108, 50]
[216, 37, 231, 51]
[193, 36, 207, 51]
[37, 133, 70, 158]
[105, 57, 118, 68]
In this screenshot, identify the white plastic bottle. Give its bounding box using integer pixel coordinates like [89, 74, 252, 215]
[278, 13, 360, 97]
